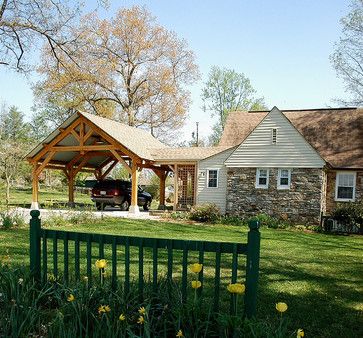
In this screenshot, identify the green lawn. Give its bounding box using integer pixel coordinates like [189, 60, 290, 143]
[0, 218, 362, 337]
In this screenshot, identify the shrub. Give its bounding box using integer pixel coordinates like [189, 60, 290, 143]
[248, 213, 291, 229]
[189, 203, 221, 223]
[220, 216, 246, 226]
[0, 209, 26, 229]
[332, 202, 363, 233]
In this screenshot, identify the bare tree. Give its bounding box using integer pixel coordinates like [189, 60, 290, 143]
[331, 0, 363, 106]
[35, 6, 199, 139]
[0, 0, 90, 71]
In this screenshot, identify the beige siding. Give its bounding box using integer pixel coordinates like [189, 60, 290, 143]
[196, 148, 235, 214]
[225, 107, 325, 168]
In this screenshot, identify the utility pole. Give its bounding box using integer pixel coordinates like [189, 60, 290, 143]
[196, 122, 199, 147]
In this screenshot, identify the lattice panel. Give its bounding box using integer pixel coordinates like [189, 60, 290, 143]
[177, 165, 195, 209]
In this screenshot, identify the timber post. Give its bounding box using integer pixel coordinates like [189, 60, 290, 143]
[29, 210, 41, 281]
[244, 220, 260, 318]
[129, 160, 140, 214]
[31, 165, 39, 209]
[158, 171, 167, 210]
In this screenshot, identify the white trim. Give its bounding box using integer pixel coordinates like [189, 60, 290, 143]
[277, 168, 291, 189]
[255, 168, 269, 189]
[335, 171, 356, 202]
[206, 168, 219, 188]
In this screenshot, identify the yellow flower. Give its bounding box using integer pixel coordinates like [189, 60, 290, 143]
[276, 302, 288, 313]
[190, 263, 203, 273]
[227, 283, 245, 294]
[137, 315, 144, 324]
[119, 313, 126, 321]
[98, 305, 111, 314]
[176, 329, 184, 337]
[297, 329, 304, 337]
[191, 280, 202, 289]
[138, 306, 146, 315]
[67, 294, 75, 302]
[95, 259, 107, 269]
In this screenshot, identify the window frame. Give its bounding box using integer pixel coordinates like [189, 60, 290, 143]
[335, 171, 356, 202]
[277, 168, 291, 190]
[255, 168, 269, 189]
[206, 169, 219, 188]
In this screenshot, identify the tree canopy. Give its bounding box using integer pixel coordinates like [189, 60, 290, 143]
[35, 6, 199, 140]
[331, 0, 363, 106]
[202, 66, 266, 144]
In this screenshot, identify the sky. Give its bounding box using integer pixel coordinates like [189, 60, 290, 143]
[0, 0, 351, 142]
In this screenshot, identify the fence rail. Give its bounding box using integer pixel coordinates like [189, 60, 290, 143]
[29, 210, 260, 318]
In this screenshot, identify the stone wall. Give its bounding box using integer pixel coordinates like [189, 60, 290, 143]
[226, 168, 324, 224]
[325, 170, 363, 214]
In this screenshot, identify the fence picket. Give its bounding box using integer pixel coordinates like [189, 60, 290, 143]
[112, 238, 117, 289]
[167, 240, 173, 280]
[75, 234, 80, 281]
[86, 236, 92, 287]
[138, 238, 144, 300]
[125, 238, 130, 294]
[152, 239, 158, 292]
[181, 242, 188, 303]
[214, 243, 221, 312]
[63, 233, 69, 285]
[42, 233, 47, 284]
[230, 244, 238, 314]
[198, 242, 204, 297]
[52, 233, 58, 279]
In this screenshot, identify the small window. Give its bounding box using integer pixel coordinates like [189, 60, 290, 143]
[335, 172, 356, 201]
[277, 169, 291, 189]
[207, 169, 218, 188]
[272, 128, 277, 144]
[256, 168, 269, 188]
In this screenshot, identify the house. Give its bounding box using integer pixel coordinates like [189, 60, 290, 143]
[27, 107, 363, 224]
[195, 106, 363, 224]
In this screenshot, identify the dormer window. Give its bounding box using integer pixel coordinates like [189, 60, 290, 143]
[272, 128, 277, 144]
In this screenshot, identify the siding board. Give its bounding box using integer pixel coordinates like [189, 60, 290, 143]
[197, 148, 235, 214]
[225, 107, 325, 168]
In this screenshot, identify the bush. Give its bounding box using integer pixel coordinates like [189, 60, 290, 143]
[0, 209, 26, 229]
[189, 203, 221, 223]
[248, 213, 290, 229]
[220, 216, 246, 226]
[332, 202, 363, 233]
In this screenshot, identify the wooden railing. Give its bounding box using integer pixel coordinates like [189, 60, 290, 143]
[29, 210, 261, 318]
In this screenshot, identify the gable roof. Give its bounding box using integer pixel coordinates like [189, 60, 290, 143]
[220, 107, 363, 168]
[27, 111, 167, 162]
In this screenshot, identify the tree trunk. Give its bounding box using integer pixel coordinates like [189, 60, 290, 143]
[5, 176, 10, 207]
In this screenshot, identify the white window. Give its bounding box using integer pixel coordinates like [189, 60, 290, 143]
[272, 128, 277, 144]
[277, 169, 291, 189]
[335, 172, 356, 201]
[207, 169, 218, 188]
[256, 168, 269, 188]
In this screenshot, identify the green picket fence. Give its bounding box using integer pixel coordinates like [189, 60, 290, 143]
[29, 210, 260, 318]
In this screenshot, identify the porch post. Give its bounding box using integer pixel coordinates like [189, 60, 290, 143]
[31, 165, 39, 210]
[129, 160, 140, 214]
[68, 170, 75, 207]
[158, 171, 167, 210]
[173, 164, 178, 211]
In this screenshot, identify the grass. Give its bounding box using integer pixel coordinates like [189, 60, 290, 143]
[1, 217, 362, 337]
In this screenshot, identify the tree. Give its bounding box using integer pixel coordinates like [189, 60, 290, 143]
[331, 0, 363, 106]
[0, 105, 31, 205]
[0, 0, 86, 71]
[202, 66, 266, 144]
[35, 6, 199, 139]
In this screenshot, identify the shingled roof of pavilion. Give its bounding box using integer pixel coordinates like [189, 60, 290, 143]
[219, 107, 363, 169]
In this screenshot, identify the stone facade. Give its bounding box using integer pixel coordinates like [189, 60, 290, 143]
[325, 170, 363, 214]
[226, 168, 324, 224]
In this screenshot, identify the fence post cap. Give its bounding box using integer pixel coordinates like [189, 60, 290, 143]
[248, 220, 260, 230]
[30, 210, 40, 218]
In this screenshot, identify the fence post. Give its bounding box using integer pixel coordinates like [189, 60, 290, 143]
[244, 220, 260, 318]
[30, 210, 41, 281]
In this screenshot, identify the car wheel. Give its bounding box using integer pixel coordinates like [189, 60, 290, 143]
[96, 202, 105, 211]
[120, 200, 130, 211]
[143, 201, 151, 211]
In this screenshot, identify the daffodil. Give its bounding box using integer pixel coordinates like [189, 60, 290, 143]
[297, 328, 304, 337]
[138, 306, 146, 315]
[191, 280, 202, 289]
[119, 313, 126, 321]
[95, 259, 107, 269]
[190, 263, 203, 273]
[176, 329, 184, 337]
[227, 283, 245, 294]
[98, 305, 111, 314]
[276, 302, 288, 313]
[18, 278, 23, 285]
[67, 294, 75, 302]
[137, 315, 144, 324]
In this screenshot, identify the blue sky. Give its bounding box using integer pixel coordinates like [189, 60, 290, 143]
[0, 0, 351, 141]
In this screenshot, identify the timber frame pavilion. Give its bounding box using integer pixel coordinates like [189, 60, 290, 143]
[26, 111, 209, 213]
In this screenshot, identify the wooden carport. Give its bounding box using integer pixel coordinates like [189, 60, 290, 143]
[26, 111, 170, 214]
